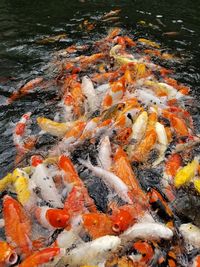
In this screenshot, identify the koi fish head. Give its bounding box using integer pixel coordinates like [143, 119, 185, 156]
[0, 241, 18, 266]
[132, 241, 154, 264]
[46, 209, 70, 228]
[82, 213, 114, 239]
[30, 155, 43, 167]
[111, 208, 134, 233]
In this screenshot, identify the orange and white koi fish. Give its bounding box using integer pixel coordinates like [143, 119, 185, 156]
[35, 206, 70, 230]
[130, 241, 154, 265]
[102, 78, 125, 110]
[59, 155, 96, 213]
[62, 121, 86, 147]
[79, 157, 133, 204]
[13, 112, 32, 150]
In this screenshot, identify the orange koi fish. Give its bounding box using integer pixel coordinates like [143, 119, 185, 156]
[130, 128, 157, 162]
[3, 195, 32, 257]
[19, 247, 65, 267]
[132, 241, 154, 265]
[165, 153, 182, 178]
[7, 77, 43, 104]
[0, 241, 18, 267]
[102, 78, 125, 110]
[113, 147, 147, 205]
[35, 206, 70, 230]
[82, 212, 114, 239]
[110, 204, 141, 233]
[192, 255, 200, 267]
[59, 155, 96, 212]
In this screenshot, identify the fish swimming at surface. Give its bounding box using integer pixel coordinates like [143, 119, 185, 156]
[1, 27, 200, 267]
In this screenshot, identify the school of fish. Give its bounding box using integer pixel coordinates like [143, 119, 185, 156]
[1, 26, 200, 267]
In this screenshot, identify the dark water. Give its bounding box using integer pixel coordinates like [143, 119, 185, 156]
[0, 0, 199, 176]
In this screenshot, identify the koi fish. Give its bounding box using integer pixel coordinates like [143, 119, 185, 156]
[147, 188, 173, 222]
[113, 147, 147, 206]
[174, 158, 199, 188]
[12, 168, 37, 210]
[60, 235, 121, 266]
[130, 241, 154, 265]
[81, 76, 98, 113]
[31, 163, 63, 208]
[7, 77, 43, 104]
[0, 241, 18, 266]
[98, 135, 112, 170]
[153, 121, 168, 166]
[130, 128, 157, 162]
[121, 222, 173, 241]
[192, 255, 200, 267]
[54, 229, 84, 249]
[19, 247, 66, 267]
[110, 204, 141, 233]
[102, 78, 125, 110]
[37, 117, 73, 137]
[3, 195, 32, 257]
[35, 206, 70, 230]
[59, 155, 96, 213]
[130, 111, 148, 143]
[79, 157, 133, 204]
[137, 38, 160, 48]
[82, 212, 114, 239]
[0, 173, 13, 191]
[179, 223, 200, 248]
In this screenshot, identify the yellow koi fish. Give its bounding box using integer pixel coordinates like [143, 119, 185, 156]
[174, 158, 199, 188]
